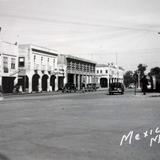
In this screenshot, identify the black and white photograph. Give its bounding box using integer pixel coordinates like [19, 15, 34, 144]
[0, 0, 160, 159]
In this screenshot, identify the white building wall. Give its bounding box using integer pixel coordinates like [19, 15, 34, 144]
[18, 44, 58, 93]
[96, 64, 124, 88]
[0, 41, 19, 92]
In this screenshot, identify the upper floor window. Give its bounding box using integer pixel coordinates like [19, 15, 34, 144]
[53, 59, 55, 66]
[41, 57, 43, 63]
[3, 56, 8, 73]
[100, 70, 102, 73]
[19, 57, 25, 67]
[97, 70, 99, 73]
[106, 70, 108, 73]
[33, 55, 36, 63]
[48, 58, 49, 62]
[11, 58, 15, 69]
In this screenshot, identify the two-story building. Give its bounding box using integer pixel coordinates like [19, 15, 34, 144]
[96, 63, 124, 88]
[58, 54, 96, 90]
[18, 44, 58, 93]
[0, 41, 19, 93]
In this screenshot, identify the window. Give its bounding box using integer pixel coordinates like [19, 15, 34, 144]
[11, 58, 15, 69]
[34, 55, 36, 63]
[97, 70, 99, 73]
[3, 57, 8, 73]
[100, 70, 102, 73]
[19, 57, 25, 67]
[48, 58, 49, 62]
[106, 70, 108, 73]
[53, 59, 55, 67]
[41, 56, 43, 63]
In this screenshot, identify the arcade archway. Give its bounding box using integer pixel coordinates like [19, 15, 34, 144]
[100, 78, 108, 88]
[42, 74, 48, 91]
[50, 75, 56, 91]
[32, 74, 40, 92]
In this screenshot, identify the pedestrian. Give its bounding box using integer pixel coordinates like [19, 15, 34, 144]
[141, 75, 148, 95]
[81, 82, 85, 93]
[0, 86, 4, 101]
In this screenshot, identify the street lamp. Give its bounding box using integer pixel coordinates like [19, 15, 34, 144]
[133, 71, 138, 95]
[107, 63, 110, 90]
[137, 71, 141, 89]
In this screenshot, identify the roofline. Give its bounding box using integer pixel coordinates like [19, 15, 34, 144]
[19, 44, 58, 56]
[96, 64, 125, 70]
[59, 54, 96, 64]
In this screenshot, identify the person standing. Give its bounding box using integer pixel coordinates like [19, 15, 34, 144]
[81, 82, 85, 93]
[141, 75, 148, 95]
[0, 86, 4, 101]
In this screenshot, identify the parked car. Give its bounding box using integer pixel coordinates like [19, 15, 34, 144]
[62, 83, 77, 93]
[109, 82, 124, 95]
[128, 83, 135, 89]
[86, 83, 97, 92]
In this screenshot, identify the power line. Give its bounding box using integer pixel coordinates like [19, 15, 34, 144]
[0, 13, 158, 33]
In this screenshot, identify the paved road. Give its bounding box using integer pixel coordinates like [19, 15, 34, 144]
[0, 90, 160, 160]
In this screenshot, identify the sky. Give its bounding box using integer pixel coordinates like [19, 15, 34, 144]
[0, 0, 160, 71]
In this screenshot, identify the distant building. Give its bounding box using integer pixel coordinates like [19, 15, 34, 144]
[0, 41, 19, 93]
[18, 44, 58, 93]
[58, 54, 96, 90]
[96, 63, 124, 88]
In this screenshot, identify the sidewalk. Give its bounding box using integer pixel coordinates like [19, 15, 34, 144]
[134, 91, 160, 97]
[3, 91, 62, 98]
[2, 88, 106, 98]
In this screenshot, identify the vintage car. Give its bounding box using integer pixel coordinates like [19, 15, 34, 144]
[109, 82, 124, 95]
[62, 83, 77, 93]
[86, 83, 97, 92]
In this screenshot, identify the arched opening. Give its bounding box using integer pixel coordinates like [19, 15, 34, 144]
[58, 76, 64, 90]
[42, 74, 48, 91]
[18, 76, 29, 92]
[100, 78, 108, 88]
[50, 75, 56, 91]
[32, 74, 40, 92]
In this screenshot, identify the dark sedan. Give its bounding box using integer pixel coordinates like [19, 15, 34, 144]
[109, 82, 124, 95]
[62, 83, 77, 93]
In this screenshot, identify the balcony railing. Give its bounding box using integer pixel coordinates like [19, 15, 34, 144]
[47, 65, 52, 71]
[41, 65, 46, 71]
[34, 64, 39, 70]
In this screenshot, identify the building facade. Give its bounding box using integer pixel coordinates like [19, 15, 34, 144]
[0, 41, 19, 93]
[58, 54, 96, 90]
[18, 44, 58, 93]
[96, 63, 124, 88]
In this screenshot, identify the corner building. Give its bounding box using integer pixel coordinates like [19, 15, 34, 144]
[18, 44, 58, 93]
[96, 64, 124, 88]
[0, 41, 19, 93]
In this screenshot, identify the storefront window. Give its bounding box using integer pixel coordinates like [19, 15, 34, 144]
[11, 58, 15, 69]
[19, 57, 25, 67]
[3, 57, 8, 73]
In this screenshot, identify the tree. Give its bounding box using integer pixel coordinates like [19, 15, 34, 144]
[149, 67, 160, 91]
[137, 64, 147, 79]
[150, 67, 160, 77]
[124, 70, 134, 87]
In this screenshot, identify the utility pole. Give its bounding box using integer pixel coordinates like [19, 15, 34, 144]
[115, 52, 118, 82]
[108, 63, 110, 91]
[115, 52, 118, 66]
[0, 27, 4, 100]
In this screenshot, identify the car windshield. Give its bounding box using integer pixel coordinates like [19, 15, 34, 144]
[110, 83, 122, 88]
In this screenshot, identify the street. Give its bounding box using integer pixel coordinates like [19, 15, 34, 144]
[0, 90, 160, 160]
